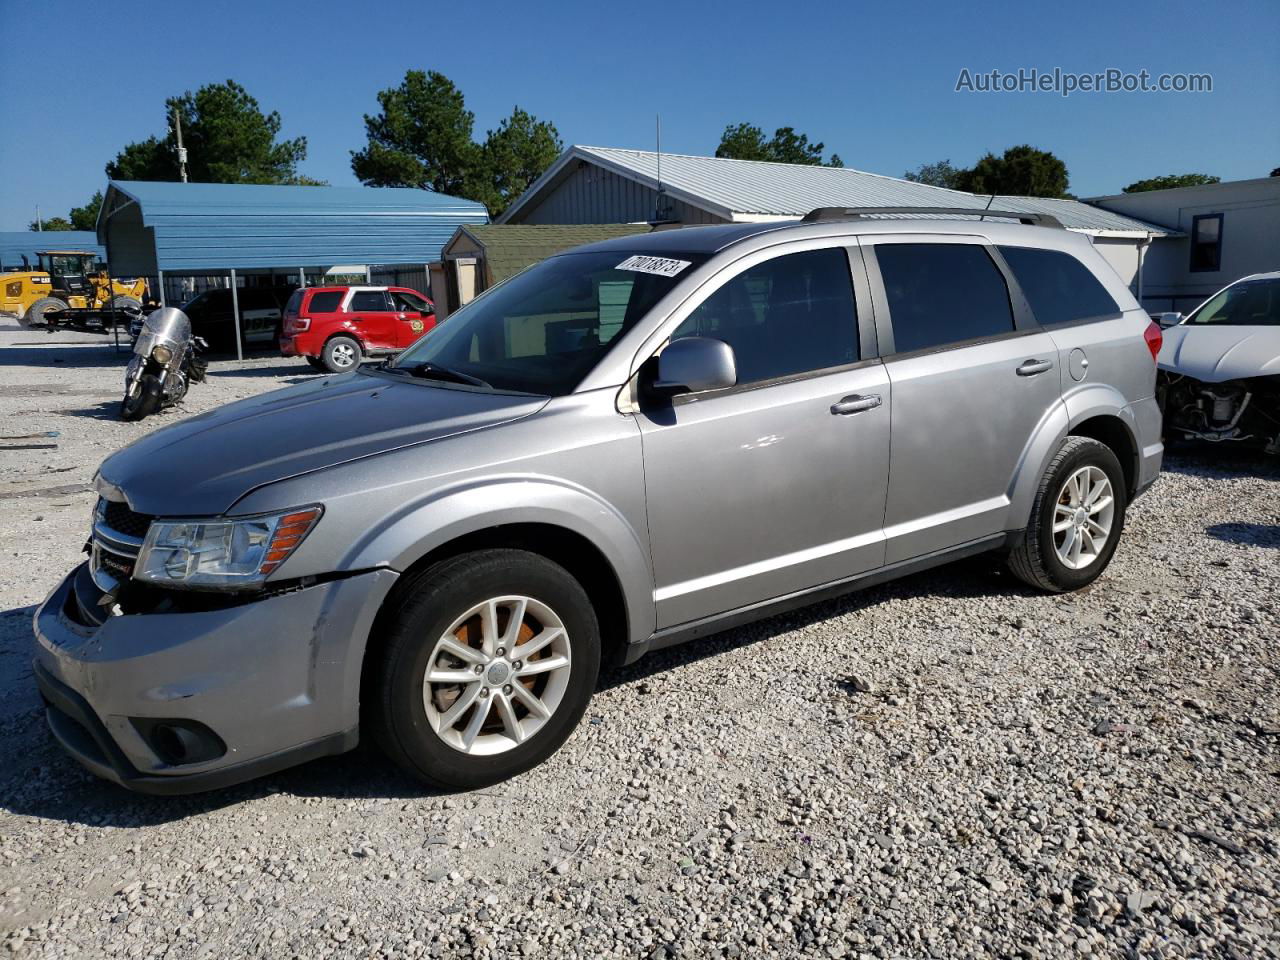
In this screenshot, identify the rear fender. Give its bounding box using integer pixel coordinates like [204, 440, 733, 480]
[343, 476, 656, 645]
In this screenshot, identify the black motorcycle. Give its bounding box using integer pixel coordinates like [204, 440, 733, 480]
[121, 307, 208, 422]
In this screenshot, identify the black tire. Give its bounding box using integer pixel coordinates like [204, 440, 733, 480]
[120, 374, 163, 422]
[370, 549, 601, 790]
[321, 335, 362, 373]
[22, 297, 68, 328]
[1007, 436, 1127, 592]
[305, 356, 329, 372]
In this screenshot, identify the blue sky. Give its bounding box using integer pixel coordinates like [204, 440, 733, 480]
[1, 0, 1276, 230]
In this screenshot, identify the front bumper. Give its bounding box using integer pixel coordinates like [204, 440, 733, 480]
[32, 563, 398, 794]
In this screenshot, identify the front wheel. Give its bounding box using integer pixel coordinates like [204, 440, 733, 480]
[370, 550, 601, 790]
[120, 374, 163, 421]
[1007, 436, 1127, 592]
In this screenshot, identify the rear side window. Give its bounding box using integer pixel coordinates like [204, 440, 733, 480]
[285, 290, 303, 313]
[306, 291, 343, 314]
[874, 243, 1014, 353]
[673, 247, 859, 385]
[349, 291, 391, 311]
[998, 246, 1120, 325]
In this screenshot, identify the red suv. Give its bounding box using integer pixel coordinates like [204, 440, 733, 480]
[280, 286, 437, 372]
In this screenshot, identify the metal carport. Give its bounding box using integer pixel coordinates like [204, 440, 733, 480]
[97, 180, 488, 357]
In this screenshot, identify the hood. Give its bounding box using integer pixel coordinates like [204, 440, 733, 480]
[1157, 325, 1280, 382]
[99, 372, 547, 516]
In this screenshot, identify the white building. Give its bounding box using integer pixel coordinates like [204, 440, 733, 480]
[1088, 177, 1280, 314]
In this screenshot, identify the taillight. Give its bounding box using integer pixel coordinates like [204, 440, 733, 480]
[1143, 321, 1162, 362]
[287, 317, 311, 333]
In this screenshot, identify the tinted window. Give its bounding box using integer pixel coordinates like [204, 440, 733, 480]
[285, 289, 303, 313]
[673, 248, 858, 385]
[875, 244, 1014, 353]
[392, 251, 706, 396]
[350, 291, 391, 311]
[306, 291, 344, 314]
[998, 246, 1120, 325]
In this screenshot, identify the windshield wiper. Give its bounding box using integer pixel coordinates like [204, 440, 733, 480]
[397, 361, 492, 388]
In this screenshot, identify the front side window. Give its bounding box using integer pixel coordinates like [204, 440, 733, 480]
[349, 291, 392, 312]
[1186, 277, 1280, 326]
[875, 243, 1015, 353]
[1190, 214, 1223, 273]
[998, 246, 1120, 325]
[393, 291, 433, 313]
[391, 250, 706, 396]
[672, 247, 859, 385]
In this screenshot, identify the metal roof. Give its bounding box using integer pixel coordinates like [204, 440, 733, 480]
[501, 146, 1177, 238]
[99, 181, 489, 275]
[446, 223, 652, 283]
[0, 231, 105, 270]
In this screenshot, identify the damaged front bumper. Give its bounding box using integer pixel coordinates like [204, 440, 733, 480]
[32, 562, 398, 794]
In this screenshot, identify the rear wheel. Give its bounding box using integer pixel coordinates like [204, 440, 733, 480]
[22, 297, 68, 328]
[321, 335, 361, 373]
[1007, 436, 1127, 592]
[371, 549, 600, 790]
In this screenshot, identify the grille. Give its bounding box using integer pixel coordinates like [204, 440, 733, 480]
[100, 499, 154, 539]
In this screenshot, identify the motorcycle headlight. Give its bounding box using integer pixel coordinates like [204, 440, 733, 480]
[152, 344, 173, 364]
[135, 506, 322, 590]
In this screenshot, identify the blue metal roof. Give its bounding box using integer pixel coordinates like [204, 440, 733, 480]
[0, 231, 105, 270]
[100, 181, 489, 274]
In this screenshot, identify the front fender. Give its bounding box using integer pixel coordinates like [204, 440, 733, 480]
[343, 475, 656, 645]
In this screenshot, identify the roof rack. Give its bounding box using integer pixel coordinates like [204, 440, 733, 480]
[800, 206, 1064, 228]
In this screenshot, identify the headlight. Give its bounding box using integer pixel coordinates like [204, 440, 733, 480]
[151, 343, 173, 364]
[135, 506, 322, 590]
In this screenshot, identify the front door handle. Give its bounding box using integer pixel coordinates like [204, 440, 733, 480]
[1016, 359, 1053, 376]
[831, 394, 882, 415]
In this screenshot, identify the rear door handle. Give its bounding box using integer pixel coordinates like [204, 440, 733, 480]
[1016, 359, 1053, 376]
[831, 394, 882, 415]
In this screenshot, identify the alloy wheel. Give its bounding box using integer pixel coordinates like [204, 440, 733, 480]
[422, 596, 572, 756]
[1052, 465, 1115, 570]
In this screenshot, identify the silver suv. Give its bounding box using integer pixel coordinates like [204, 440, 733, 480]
[33, 209, 1164, 793]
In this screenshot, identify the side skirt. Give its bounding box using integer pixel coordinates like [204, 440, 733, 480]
[624, 533, 1011, 664]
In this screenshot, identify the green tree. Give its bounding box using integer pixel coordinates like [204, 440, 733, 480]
[27, 216, 73, 231]
[954, 145, 1069, 198]
[903, 159, 964, 189]
[469, 107, 563, 217]
[69, 192, 103, 230]
[351, 70, 479, 195]
[106, 80, 310, 184]
[715, 123, 842, 166]
[1122, 173, 1220, 193]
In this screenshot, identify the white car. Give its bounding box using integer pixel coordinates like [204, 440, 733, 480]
[1157, 271, 1280, 454]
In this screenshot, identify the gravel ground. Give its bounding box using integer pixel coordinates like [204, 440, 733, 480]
[1, 319, 1277, 959]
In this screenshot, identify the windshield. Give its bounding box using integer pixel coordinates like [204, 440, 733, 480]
[1186, 278, 1280, 327]
[390, 250, 705, 395]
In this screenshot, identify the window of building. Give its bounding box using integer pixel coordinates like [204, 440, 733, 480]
[1189, 213, 1224, 272]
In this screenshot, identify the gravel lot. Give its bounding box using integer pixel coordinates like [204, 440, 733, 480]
[1, 319, 1277, 959]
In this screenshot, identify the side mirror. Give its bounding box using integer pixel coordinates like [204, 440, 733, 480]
[649, 337, 737, 396]
[1157, 311, 1184, 328]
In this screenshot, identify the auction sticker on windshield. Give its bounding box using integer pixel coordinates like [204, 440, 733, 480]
[616, 255, 692, 278]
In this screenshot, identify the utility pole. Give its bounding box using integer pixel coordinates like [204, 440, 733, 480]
[173, 105, 188, 183]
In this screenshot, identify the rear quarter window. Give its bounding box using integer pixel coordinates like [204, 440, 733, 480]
[997, 246, 1120, 325]
[306, 291, 344, 314]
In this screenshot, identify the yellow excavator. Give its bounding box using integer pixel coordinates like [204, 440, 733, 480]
[2, 250, 149, 330]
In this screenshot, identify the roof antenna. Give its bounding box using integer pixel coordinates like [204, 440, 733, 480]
[653, 114, 670, 223]
[978, 191, 996, 221]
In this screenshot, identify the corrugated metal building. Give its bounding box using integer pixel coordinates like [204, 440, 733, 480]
[0, 231, 105, 271]
[498, 146, 1179, 300]
[99, 180, 488, 277]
